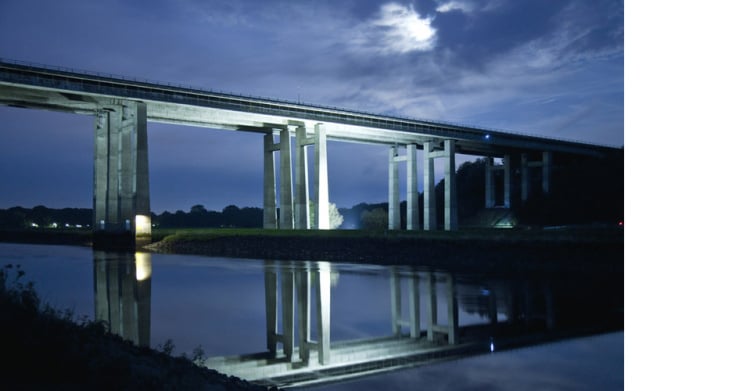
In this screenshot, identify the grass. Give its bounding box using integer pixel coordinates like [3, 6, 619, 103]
[152, 225, 623, 244]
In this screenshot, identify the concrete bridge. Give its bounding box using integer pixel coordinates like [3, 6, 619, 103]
[0, 58, 619, 242]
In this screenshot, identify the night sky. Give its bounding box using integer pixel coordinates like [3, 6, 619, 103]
[0, 0, 623, 213]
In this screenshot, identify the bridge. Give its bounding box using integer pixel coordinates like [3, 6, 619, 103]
[0, 59, 620, 242]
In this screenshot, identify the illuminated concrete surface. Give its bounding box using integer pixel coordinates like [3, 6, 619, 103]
[0, 59, 620, 234]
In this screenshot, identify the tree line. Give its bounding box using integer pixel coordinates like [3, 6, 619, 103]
[0, 152, 622, 230]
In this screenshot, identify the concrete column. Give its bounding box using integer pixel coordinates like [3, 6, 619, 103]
[390, 269, 401, 335]
[423, 142, 436, 230]
[542, 151, 552, 194]
[406, 144, 419, 230]
[294, 126, 310, 229]
[485, 158, 496, 208]
[280, 128, 294, 229]
[444, 140, 457, 231]
[503, 154, 512, 208]
[263, 133, 278, 229]
[521, 153, 529, 202]
[316, 263, 331, 364]
[93, 101, 150, 238]
[388, 146, 401, 230]
[314, 124, 330, 229]
[264, 265, 278, 354]
[409, 273, 420, 338]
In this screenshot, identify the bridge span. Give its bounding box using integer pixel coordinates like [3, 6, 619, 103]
[0, 59, 619, 242]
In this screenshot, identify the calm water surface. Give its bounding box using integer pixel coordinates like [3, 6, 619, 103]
[0, 242, 623, 390]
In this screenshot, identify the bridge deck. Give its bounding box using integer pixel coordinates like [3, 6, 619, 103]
[0, 59, 616, 157]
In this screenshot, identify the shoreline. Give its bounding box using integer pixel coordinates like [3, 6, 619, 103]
[2, 227, 623, 274]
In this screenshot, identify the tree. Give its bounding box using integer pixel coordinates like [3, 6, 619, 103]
[309, 200, 344, 229]
[360, 208, 388, 230]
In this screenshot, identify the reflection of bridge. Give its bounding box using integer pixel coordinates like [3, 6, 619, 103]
[90, 255, 620, 388]
[0, 59, 620, 244]
[93, 251, 152, 347]
[205, 262, 559, 388]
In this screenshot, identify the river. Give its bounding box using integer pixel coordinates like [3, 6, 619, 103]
[1, 242, 623, 390]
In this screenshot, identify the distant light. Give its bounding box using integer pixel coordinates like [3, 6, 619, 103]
[484, 134, 491, 140]
[50, 222, 58, 228]
[31, 222, 39, 228]
[490, 337, 495, 352]
[618, 221, 623, 227]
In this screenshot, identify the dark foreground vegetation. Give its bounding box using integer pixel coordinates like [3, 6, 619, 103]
[0, 265, 274, 390]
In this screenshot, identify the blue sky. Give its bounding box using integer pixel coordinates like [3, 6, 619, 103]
[0, 0, 623, 212]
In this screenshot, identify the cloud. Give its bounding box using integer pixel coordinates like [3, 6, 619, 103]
[350, 3, 437, 55]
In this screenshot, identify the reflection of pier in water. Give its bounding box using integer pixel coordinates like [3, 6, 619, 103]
[93, 251, 152, 347]
[206, 262, 575, 389]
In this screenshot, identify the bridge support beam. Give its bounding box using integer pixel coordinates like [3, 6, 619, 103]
[263, 128, 296, 229]
[444, 140, 457, 231]
[423, 142, 436, 231]
[263, 134, 278, 229]
[520, 152, 552, 203]
[314, 124, 330, 229]
[504, 154, 512, 208]
[294, 126, 310, 229]
[280, 128, 294, 229]
[406, 144, 419, 230]
[388, 147, 401, 230]
[93, 100, 150, 247]
[485, 158, 496, 208]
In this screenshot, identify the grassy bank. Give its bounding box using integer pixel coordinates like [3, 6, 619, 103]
[148, 226, 624, 274]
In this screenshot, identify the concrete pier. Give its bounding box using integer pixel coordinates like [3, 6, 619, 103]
[279, 128, 294, 230]
[423, 141, 436, 230]
[93, 100, 150, 247]
[504, 154, 512, 208]
[406, 144, 419, 230]
[263, 133, 278, 229]
[314, 124, 330, 229]
[444, 140, 457, 231]
[294, 126, 310, 229]
[388, 146, 401, 230]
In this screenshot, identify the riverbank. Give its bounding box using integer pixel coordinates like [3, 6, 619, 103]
[0, 264, 273, 390]
[1, 227, 624, 274]
[147, 227, 623, 274]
